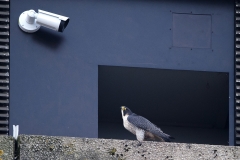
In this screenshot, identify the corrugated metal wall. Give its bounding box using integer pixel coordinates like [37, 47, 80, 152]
[0, 0, 9, 135]
[235, 0, 240, 146]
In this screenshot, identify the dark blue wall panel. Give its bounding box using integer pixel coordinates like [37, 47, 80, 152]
[10, 0, 234, 144]
[172, 13, 212, 48]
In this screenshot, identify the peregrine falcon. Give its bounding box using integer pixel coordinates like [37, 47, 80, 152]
[121, 106, 174, 142]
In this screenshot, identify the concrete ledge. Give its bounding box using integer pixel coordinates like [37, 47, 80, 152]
[19, 134, 240, 160]
[0, 136, 14, 160]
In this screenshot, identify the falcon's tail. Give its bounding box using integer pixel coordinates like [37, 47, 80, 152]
[155, 132, 174, 142]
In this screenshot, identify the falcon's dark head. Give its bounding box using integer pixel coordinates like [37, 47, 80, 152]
[121, 106, 133, 116]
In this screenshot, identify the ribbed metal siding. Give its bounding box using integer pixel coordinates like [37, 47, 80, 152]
[0, 0, 9, 135]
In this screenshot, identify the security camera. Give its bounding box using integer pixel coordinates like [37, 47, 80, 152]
[19, 9, 70, 33]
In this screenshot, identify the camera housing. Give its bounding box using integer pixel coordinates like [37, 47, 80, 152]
[19, 9, 70, 33]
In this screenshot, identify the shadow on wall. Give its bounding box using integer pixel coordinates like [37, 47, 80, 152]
[25, 28, 65, 50]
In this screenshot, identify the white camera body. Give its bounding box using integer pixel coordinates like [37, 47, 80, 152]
[19, 9, 69, 33]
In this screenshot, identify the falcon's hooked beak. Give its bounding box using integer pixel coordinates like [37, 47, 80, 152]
[121, 106, 127, 117]
[121, 106, 126, 111]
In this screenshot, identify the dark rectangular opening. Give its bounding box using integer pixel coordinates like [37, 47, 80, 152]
[98, 65, 229, 145]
